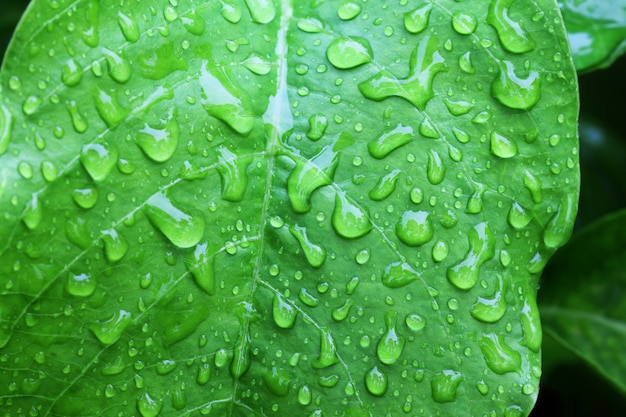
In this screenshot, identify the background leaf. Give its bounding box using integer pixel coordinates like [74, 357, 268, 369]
[0, 1, 578, 416]
[559, 0, 626, 72]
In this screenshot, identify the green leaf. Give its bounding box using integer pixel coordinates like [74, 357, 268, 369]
[559, 0, 626, 72]
[0, 1, 578, 416]
[540, 210, 626, 394]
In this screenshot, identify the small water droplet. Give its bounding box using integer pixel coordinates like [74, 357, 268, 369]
[326, 37, 373, 69]
[404, 3, 433, 34]
[432, 240, 449, 262]
[490, 131, 518, 158]
[523, 170, 543, 203]
[487, 0, 536, 53]
[22, 96, 42, 116]
[447, 222, 495, 290]
[243, 53, 271, 75]
[521, 297, 542, 352]
[137, 392, 162, 417]
[299, 288, 319, 307]
[273, 293, 297, 329]
[543, 194, 575, 249]
[410, 187, 424, 204]
[369, 169, 401, 201]
[73, 188, 98, 209]
[332, 192, 371, 239]
[80, 142, 118, 182]
[492, 61, 541, 110]
[185, 242, 215, 294]
[102, 228, 128, 263]
[395, 210, 434, 246]
[144, 192, 204, 249]
[479, 333, 521, 374]
[89, 309, 132, 345]
[346, 276, 360, 294]
[66, 272, 96, 297]
[382, 261, 419, 288]
[332, 299, 354, 322]
[452, 12, 477, 35]
[216, 146, 251, 202]
[220, 1, 242, 23]
[377, 311, 405, 365]
[66, 100, 88, 133]
[244, 0, 276, 24]
[365, 366, 388, 396]
[431, 370, 462, 403]
[306, 114, 328, 141]
[405, 313, 426, 331]
[62, 58, 83, 87]
[444, 99, 474, 116]
[290, 224, 326, 268]
[17, 160, 33, 180]
[470, 274, 507, 323]
[297, 17, 323, 33]
[427, 150, 445, 185]
[508, 201, 532, 229]
[337, 1, 362, 20]
[181, 10, 205, 36]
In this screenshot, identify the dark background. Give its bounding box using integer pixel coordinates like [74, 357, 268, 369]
[2, 1, 625, 415]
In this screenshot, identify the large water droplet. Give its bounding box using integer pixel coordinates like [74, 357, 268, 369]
[452, 12, 477, 35]
[377, 311, 405, 365]
[0, 104, 12, 155]
[368, 123, 414, 159]
[80, 142, 118, 182]
[491, 61, 541, 110]
[137, 392, 162, 417]
[419, 116, 439, 138]
[359, 34, 445, 110]
[508, 201, 532, 229]
[136, 111, 179, 162]
[117, 10, 140, 42]
[297, 17, 323, 33]
[197, 363, 211, 385]
[89, 309, 132, 345]
[459, 51, 475, 74]
[73, 188, 98, 209]
[103, 48, 131, 83]
[231, 330, 251, 378]
[144, 192, 204, 249]
[326, 37, 373, 69]
[395, 210, 434, 246]
[521, 296, 542, 352]
[244, 0, 276, 24]
[404, 3, 433, 34]
[138, 43, 188, 80]
[432, 239, 449, 262]
[487, 0, 536, 53]
[332, 192, 372, 239]
[382, 261, 419, 288]
[221, 1, 242, 23]
[185, 242, 215, 295]
[369, 169, 401, 201]
[67, 101, 88, 133]
[338, 1, 362, 20]
[490, 131, 518, 158]
[479, 333, 521, 374]
[102, 228, 128, 263]
[332, 299, 353, 321]
[312, 330, 338, 369]
[447, 222, 495, 290]
[365, 366, 388, 396]
[66, 272, 96, 297]
[306, 114, 328, 141]
[523, 170, 543, 203]
[22, 96, 42, 116]
[62, 59, 83, 87]
[431, 370, 462, 403]
[290, 224, 326, 268]
[444, 99, 474, 116]
[273, 293, 297, 329]
[81, 0, 100, 47]
[543, 194, 576, 249]
[427, 150, 445, 184]
[181, 10, 205, 36]
[298, 384, 312, 405]
[243, 53, 271, 75]
[94, 87, 127, 128]
[405, 313, 426, 331]
[470, 274, 507, 323]
[200, 65, 255, 135]
[65, 216, 92, 249]
[216, 146, 251, 202]
[172, 384, 186, 410]
[23, 193, 42, 230]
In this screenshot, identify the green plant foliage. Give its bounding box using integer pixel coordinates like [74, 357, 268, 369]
[559, 0, 626, 72]
[0, 1, 578, 416]
[540, 209, 626, 395]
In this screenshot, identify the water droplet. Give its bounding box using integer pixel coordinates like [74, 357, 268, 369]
[171, 384, 186, 410]
[199, 65, 255, 135]
[419, 116, 440, 138]
[231, 330, 251, 378]
[521, 297, 542, 352]
[65, 216, 92, 249]
[479, 333, 521, 374]
[136, 112, 179, 162]
[144, 192, 204, 249]
[346, 276, 360, 294]
[444, 99, 474, 116]
[491, 61, 541, 110]
[490, 131, 518, 158]
[470, 274, 507, 323]
[508, 201, 532, 229]
[22, 96, 42, 116]
[313, 330, 338, 369]
[243, 53, 271, 75]
[89, 309, 132, 345]
[472, 111, 492, 124]
[181, 10, 205, 36]
[117, 11, 140, 42]
[138, 43, 188, 80]
[185, 242, 215, 294]
[17, 160, 33, 179]
[307, 114, 328, 141]
[368, 123, 414, 159]
[452, 12, 477, 35]
[377, 311, 405, 365]
[332, 299, 354, 322]
[273, 293, 297, 329]
[405, 313, 426, 331]
[297, 17, 323, 33]
[94, 87, 127, 128]
[215, 348, 229, 368]
[318, 374, 340, 388]
[382, 261, 419, 288]
[487, 0, 536, 53]
[332, 192, 371, 239]
[80, 0, 100, 47]
[431, 370, 462, 403]
[298, 384, 312, 405]
[410, 187, 424, 204]
[80, 142, 118, 182]
[326, 37, 373, 69]
[395, 210, 434, 246]
[290, 224, 326, 268]
[432, 240, 449, 262]
[369, 169, 401, 201]
[523, 170, 543, 203]
[404, 3, 433, 34]
[447, 222, 496, 290]
[365, 366, 388, 396]
[0, 104, 13, 155]
[216, 146, 251, 202]
[426, 151, 447, 187]
[299, 288, 319, 307]
[102, 228, 128, 263]
[221, 1, 242, 23]
[66, 272, 96, 297]
[103, 48, 131, 83]
[467, 189, 484, 213]
[244, 0, 276, 24]
[62, 58, 83, 87]
[459, 51, 475, 74]
[359, 34, 445, 110]
[137, 392, 162, 417]
[543, 194, 575, 249]
[196, 363, 211, 385]
[73, 188, 98, 209]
